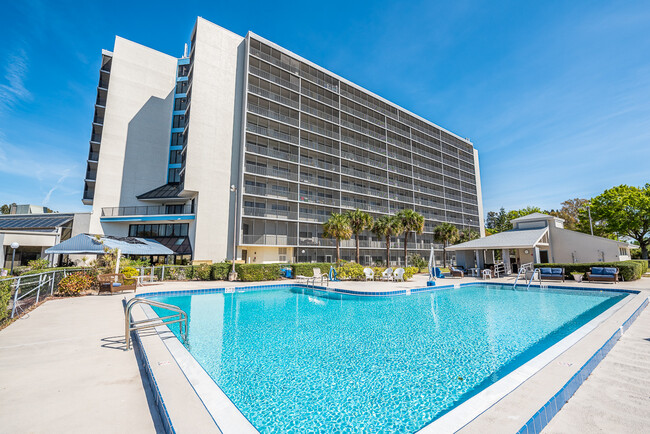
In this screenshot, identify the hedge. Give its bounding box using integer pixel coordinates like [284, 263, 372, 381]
[534, 261, 643, 281]
[291, 263, 334, 277]
[235, 263, 283, 282]
[631, 259, 648, 275]
[0, 279, 11, 322]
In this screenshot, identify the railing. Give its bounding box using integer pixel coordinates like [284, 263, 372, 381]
[85, 170, 97, 180]
[2, 268, 87, 320]
[249, 65, 299, 91]
[243, 185, 298, 201]
[340, 132, 386, 156]
[242, 206, 297, 220]
[300, 102, 339, 124]
[242, 235, 298, 245]
[300, 120, 339, 140]
[340, 166, 387, 184]
[101, 204, 194, 217]
[299, 237, 335, 247]
[246, 142, 298, 162]
[513, 262, 534, 288]
[124, 298, 187, 350]
[299, 211, 331, 223]
[244, 164, 299, 181]
[248, 83, 299, 109]
[300, 138, 340, 156]
[299, 194, 340, 207]
[340, 118, 385, 141]
[301, 87, 338, 108]
[247, 123, 299, 144]
[300, 157, 339, 172]
[247, 103, 299, 127]
[88, 151, 99, 161]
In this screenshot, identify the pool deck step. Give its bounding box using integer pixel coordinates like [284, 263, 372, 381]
[543, 303, 650, 433]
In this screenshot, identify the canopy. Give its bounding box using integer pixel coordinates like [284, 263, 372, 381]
[45, 233, 174, 256]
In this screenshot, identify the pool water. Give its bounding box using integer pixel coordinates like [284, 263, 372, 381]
[151, 284, 625, 433]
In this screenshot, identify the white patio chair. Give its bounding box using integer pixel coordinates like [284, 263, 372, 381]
[393, 268, 405, 282]
[482, 269, 492, 280]
[363, 267, 374, 281]
[312, 267, 329, 285]
[381, 267, 394, 281]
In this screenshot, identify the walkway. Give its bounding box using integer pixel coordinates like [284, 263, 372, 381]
[0, 295, 162, 433]
[543, 303, 650, 433]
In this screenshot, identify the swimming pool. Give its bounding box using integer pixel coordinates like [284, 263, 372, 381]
[149, 284, 627, 433]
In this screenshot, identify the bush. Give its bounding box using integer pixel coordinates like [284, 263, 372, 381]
[0, 279, 11, 322]
[58, 272, 95, 296]
[120, 266, 139, 285]
[211, 262, 232, 280]
[336, 262, 365, 280]
[407, 253, 428, 270]
[235, 263, 282, 282]
[27, 258, 50, 270]
[291, 263, 333, 278]
[404, 267, 419, 280]
[195, 263, 212, 281]
[534, 261, 643, 281]
[631, 259, 648, 275]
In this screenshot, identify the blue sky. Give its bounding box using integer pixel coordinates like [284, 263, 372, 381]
[1, 0, 649, 215]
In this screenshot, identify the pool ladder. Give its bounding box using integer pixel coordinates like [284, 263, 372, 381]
[124, 298, 188, 350]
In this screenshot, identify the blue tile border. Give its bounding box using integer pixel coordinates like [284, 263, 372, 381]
[125, 301, 176, 434]
[515, 296, 649, 434]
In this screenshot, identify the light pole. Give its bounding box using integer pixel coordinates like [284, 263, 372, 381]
[10, 242, 19, 275]
[587, 205, 594, 236]
[229, 185, 238, 281]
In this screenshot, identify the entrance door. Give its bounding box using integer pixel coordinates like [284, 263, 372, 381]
[242, 249, 248, 263]
[539, 250, 549, 263]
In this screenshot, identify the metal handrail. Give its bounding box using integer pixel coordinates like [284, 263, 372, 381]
[526, 268, 541, 290]
[124, 298, 188, 350]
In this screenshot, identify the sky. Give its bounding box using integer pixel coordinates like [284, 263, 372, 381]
[0, 0, 649, 216]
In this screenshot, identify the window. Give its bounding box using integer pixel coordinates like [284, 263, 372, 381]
[168, 168, 180, 183]
[175, 81, 188, 94]
[173, 115, 185, 129]
[177, 64, 189, 77]
[129, 224, 189, 238]
[169, 150, 182, 164]
[171, 132, 184, 146]
[174, 98, 187, 111]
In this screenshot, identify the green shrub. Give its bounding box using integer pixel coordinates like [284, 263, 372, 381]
[535, 261, 643, 281]
[58, 273, 95, 296]
[407, 253, 428, 270]
[336, 262, 365, 280]
[404, 267, 419, 280]
[27, 258, 50, 270]
[631, 259, 648, 275]
[211, 262, 232, 280]
[0, 279, 11, 322]
[120, 266, 139, 285]
[291, 263, 333, 277]
[195, 263, 212, 281]
[235, 263, 282, 281]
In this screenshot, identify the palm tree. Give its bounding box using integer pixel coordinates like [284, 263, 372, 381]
[397, 209, 424, 266]
[322, 213, 352, 265]
[344, 209, 373, 264]
[458, 228, 480, 243]
[432, 223, 459, 268]
[372, 215, 403, 266]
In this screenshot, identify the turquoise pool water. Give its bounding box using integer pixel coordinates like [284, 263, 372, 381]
[151, 284, 625, 433]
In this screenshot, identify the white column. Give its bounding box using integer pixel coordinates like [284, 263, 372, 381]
[502, 249, 511, 274]
[534, 246, 541, 264]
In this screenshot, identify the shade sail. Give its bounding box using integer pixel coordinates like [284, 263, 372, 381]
[45, 234, 174, 255]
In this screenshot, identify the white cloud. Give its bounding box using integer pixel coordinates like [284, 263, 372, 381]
[0, 47, 32, 113]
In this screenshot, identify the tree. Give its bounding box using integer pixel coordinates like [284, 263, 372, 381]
[433, 223, 459, 268]
[322, 213, 352, 265]
[397, 209, 424, 266]
[1, 203, 16, 214]
[586, 184, 650, 259]
[548, 198, 589, 230]
[458, 228, 480, 243]
[372, 215, 403, 266]
[344, 209, 373, 264]
[485, 207, 511, 233]
[507, 206, 542, 221]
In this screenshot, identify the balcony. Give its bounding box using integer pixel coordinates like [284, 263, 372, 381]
[244, 163, 299, 181]
[88, 151, 99, 162]
[299, 194, 339, 207]
[101, 204, 194, 219]
[241, 234, 298, 246]
[246, 142, 298, 162]
[299, 237, 336, 247]
[243, 206, 297, 220]
[85, 169, 97, 181]
[243, 185, 298, 201]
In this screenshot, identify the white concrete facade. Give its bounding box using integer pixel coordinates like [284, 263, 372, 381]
[82, 17, 484, 264]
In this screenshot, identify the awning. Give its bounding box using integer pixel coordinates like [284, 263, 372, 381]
[446, 227, 548, 251]
[44, 234, 174, 255]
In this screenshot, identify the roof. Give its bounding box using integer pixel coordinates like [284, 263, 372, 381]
[0, 213, 74, 230]
[510, 212, 564, 223]
[152, 237, 193, 255]
[446, 227, 549, 251]
[44, 234, 174, 255]
[136, 183, 183, 200]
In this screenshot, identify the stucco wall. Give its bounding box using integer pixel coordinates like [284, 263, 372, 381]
[182, 18, 246, 261]
[549, 226, 627, 263]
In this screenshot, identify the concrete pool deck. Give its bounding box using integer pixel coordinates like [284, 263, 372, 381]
[0, 273, 648, 433]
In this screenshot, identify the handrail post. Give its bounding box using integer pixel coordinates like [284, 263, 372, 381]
[161, 265, 165, 282]
[11, 277, 21, 318]
[50, 271, 56, 296]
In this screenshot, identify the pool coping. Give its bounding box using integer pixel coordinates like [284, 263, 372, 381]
[133, 282, 643, 433]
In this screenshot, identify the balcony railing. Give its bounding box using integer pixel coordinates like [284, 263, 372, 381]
[85, 170, 97, 181]
[340, 166, 386, 184]
[298, 211, 331, 223]
[244, 164, 299, 181]
[299, 194, 339, 207]
[247, 103, 299, 127]
[300, 137, 339, 156]
[88, 151, 99, 161]
[241, 234, 298, 246]
[300, 157, 339, 172]
[249, 65, 299, 91]
[243, 185, 298, 201]
[299, 175, 340, 190]
[246, 143, 298, 162]
[243, 207, 297, 220]
[101, 205, 194, 217]
[299, 237, 336, 247]
[248, 83, 299, 109]
[247, 123, 298, 144]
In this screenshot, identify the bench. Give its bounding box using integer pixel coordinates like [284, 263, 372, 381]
[539, 267, 564, 282]
[586, 267, 618, 283]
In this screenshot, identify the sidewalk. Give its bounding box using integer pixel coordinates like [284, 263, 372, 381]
[0, 295, 162, 433]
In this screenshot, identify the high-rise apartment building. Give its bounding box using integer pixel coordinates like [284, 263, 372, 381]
[83, 17, 484, 264]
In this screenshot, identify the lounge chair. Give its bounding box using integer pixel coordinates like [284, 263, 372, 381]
[312, 268, 329, 285]
[393, 268, 405, 282]
[381, 267, 394, 281]
[97, 273, 137, 294]
[363, 268, 374, 281]
[539, 267, 564, 282]
[586, 267, 618, 283]
[450, 266, 464, 278]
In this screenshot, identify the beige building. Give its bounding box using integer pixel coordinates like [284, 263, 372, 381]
[447, 213, 632, 274]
